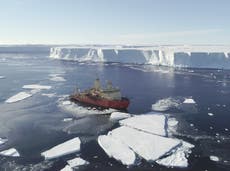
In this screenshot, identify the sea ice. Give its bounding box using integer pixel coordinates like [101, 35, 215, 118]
[60, 165, 73, 171]
[63, 118, 73, 122]
[110, 126, 181, 161]
[49, 76, 66, 82]
[98, 135, 136, 165]
[183, 98, 196, 104]
[210, 155, 220, 162]
[23, 84, 51, 90]
[58, 99, 116, 117]
[0, 148, 20, 157]
[0, 138, 8, 145]
[152, 98, 180, 111]
[156, 141, 194, 168]
[208, 113, 214, 116]
[67, 157, 89, 167]
[110, 112, 131, 121]
[5, 92, 32, 103]
[41, 137, 81, 160]
[119, 114, 166, 136]
[41, 93, 56, 98]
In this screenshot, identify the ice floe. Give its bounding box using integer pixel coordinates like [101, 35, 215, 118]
[60, 165, 73, 171]
[63, 118, 73, 122]
[98, 135, 136, 165]
[58, 99, 116, 117]
[41, 93, 56, 98]
[152, 98, 180, 111]
[110, 112, 131, 121]
[119, 114, 166, 136]
[110, 126, 181, 161]
[23, 84, 51, 90]
[5, 92, 32, 103]
[210, 155, 220, 162]
[183, 98, 196, 104]
[41, 137, 81, 160]
[0, 138, 8, 145]
[208, 112, 214, 116]
[0, 148, 20, 157]
[67, 157, 89, 167]
[0, 75, 5, 79]
[49, 76, 66, 82]
[156, 141, 194, 168]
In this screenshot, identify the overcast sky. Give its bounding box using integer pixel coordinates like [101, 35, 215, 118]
[0, 0, 229, 45]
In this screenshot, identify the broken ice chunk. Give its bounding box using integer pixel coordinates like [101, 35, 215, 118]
[67, 157, 89, 167]
[0, 148, 20, 157]
[23, 84, 51, 90]
[119, 114, 166, 136]
[110, 126, 181, 161]
[41, 137, 81, 160]
[156, 141, 194, 168]
[183, 98, 196, 104]
[110, 112, 131, 121]
[5, 92, 32, 103]
[98, 135, 136, 165]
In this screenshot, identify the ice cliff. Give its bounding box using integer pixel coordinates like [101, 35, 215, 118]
[50, 45, 230, 69]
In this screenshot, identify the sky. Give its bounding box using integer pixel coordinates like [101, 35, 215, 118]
[0, 0, 230, 45]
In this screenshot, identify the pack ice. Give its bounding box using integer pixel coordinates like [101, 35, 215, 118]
[50, 45, 230, 69]
[98, 114, 194, 167]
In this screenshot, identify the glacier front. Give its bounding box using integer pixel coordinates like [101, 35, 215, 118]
[49, 45, 230, 69]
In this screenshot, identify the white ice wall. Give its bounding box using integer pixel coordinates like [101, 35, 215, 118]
[49, 46, 230, 69]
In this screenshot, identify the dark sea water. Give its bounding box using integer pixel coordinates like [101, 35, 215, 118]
[0, 52, 230, 171]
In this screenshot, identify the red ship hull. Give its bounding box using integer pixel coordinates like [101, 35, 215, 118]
[70, 95, 129, 110]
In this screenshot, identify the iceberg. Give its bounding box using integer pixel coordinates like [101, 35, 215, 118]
[49, 45, 230, 69]
[110, 126, 181, 161]
[119, 114, 167, 136]
[0, 148, 20, 157]
[98, 135, 136, 165]
[41, 137, 81, 160]
[5, 92, 32, 103]
[23, 84, 51, 90]
[110, 112, 131, 121]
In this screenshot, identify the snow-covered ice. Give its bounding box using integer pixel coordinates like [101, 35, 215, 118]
[98, 135, 136, 165]
[119, 114, 167, 136]
[156, 141, 194, 168]
[210, 155, 220, 162]
[49, 45, 230, 69]
[49, 76, 66, 82]
[0, 138, 8, 145]
[152, 98, 180, 111]
[208, 113, 214, 116]
[110, 126, 181, 161]
[63, 118, 73, 122]
[67, 157, 89, 167]
[60, 165, 73, 171]
[110, 112, 131, 121]
[183, 98, 196, 104]
[5, 92, 32, 103]
[41, 137, 81, 160]
[41, 93, 56, 98]
[23, 84, 51, 90]
[0, 148, 20, 157]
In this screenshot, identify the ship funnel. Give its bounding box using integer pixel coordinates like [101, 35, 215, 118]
[94, 78, 101, 90]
